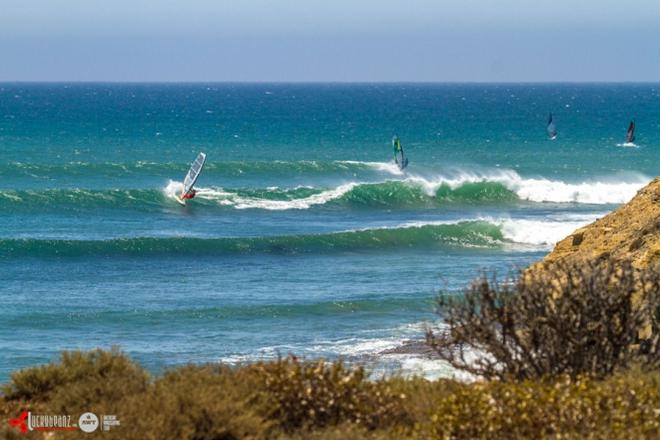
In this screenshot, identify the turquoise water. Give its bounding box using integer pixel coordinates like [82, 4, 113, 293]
[1, 83, 658, 380]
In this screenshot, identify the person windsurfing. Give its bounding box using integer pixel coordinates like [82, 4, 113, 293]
[182, 188, 197, 200]
[176, 152, 206, 205]
[392, 135, 409, 170]
[547, 113, 557, 140]
[626, 120, 636, 144]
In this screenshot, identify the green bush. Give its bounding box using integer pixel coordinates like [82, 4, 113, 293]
[0, 348, 148, 439]
[1, 349, 659, 439]
[428, 260, 660, 380]
[254, 355, 410, 432]
[416, 370, 660, 439]
[119, 364, 270, 440]
[2, 347, 148, 410]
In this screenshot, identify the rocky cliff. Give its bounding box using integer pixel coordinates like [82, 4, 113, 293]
[536, 177, 659, 271]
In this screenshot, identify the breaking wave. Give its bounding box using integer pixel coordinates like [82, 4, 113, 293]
[2, 171, 646, 213]
[0, 213, 601, 259]
[181, 170, 648, 209]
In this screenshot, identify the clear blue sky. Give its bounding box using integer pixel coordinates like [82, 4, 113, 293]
[2, 0, 659, 82]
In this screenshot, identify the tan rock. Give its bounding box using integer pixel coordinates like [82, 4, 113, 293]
[532, 177, 660, 272]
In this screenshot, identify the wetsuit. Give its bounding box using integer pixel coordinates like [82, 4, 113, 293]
[182, 189, 197, 200]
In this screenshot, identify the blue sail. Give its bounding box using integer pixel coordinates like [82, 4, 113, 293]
[547, 113, 557, 139]
[626, 120, 635, 143]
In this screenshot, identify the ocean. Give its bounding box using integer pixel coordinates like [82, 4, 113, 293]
[1, 83, 658, 381]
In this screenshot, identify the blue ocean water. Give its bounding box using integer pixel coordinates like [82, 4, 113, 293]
[1, 83, 658, 380]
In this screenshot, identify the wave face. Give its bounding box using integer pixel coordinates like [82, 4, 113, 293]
[185, 170, 648, 210]
[2, 171, 647, 213]
[0, 221, 505, 258]
[399, 170, 648, 205]
[0, 213, 605, 258]
[0, 188, 167, 210]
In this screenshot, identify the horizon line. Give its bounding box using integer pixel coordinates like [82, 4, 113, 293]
[2, 80, 660, 85]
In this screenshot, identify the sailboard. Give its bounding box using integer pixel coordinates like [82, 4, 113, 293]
[547, 113, 557, 140]
[392, 136, 409, 170]
[176, 152, 206, 205]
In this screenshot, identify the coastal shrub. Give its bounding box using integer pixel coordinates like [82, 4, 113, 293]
[2, 350, 660, 439]
[416, 369, 660, 439]
[282, 424, 404, 439]
[255, 355, 410, 432]
[427, 260, 660, 380]
[119, 364, 270, 440]
[2, 347, 148, 410]
[0, 348, 149, 440]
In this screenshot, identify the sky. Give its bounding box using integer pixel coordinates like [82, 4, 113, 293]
[1, 0, 659, 82]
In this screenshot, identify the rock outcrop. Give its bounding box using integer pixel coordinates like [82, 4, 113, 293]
[535, 177, 659, 272]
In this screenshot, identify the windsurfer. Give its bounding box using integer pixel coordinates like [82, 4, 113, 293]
[182, 188, 197, 200]
[392, 135, 408, 170]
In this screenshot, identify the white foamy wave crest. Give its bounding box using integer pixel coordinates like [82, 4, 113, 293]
[0, 192, 23, 202]
[320, 322, 473, 380]
[399, 213, 603, 248]
[164, 180, 185, 199]
[196, 182, 359, 210]
[510, 178, 645, 204]
[215, 321, 477, 380]
[497, 217, 601, 246]
[402, 169, 648, 204]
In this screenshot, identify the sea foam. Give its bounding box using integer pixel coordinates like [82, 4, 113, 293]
[402, 169, 647, 204]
